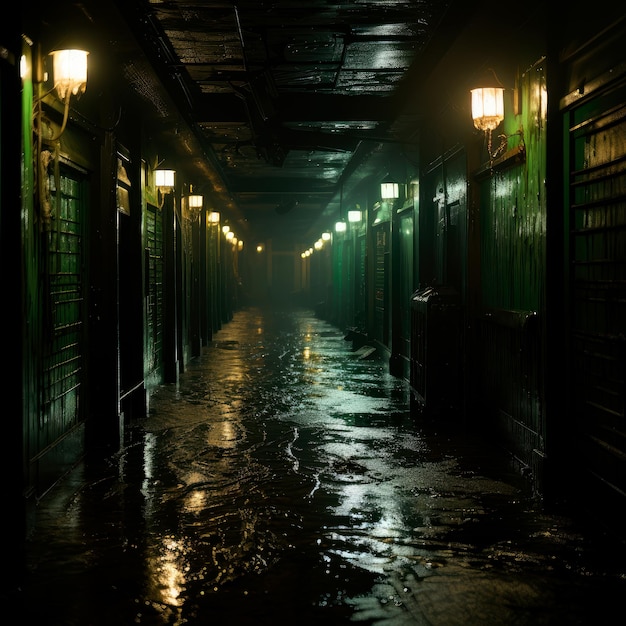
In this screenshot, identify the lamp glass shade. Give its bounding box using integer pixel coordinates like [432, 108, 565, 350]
[209, 211, 220, 223]
[51, 49, 88, 99]
[471, 87, 504, 131]
[380, 182, 399, 200]
[188, 195, 203, 208]
[155, 169, 175, 189]
[348, 210, 362, 222]
[335, 221, 347, 233]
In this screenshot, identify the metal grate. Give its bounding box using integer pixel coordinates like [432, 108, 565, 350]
[41, 170, 85, 439]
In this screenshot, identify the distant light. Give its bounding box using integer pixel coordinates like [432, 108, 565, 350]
[335, 221, 346, 233]
[188, 195, 203, 208]
[155, 169, 175, 190]
[380, 182, 399, 200]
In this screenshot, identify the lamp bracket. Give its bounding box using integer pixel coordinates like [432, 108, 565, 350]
[474, 143, 526, 180]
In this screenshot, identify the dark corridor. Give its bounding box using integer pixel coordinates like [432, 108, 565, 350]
[11, 305, 626, 625]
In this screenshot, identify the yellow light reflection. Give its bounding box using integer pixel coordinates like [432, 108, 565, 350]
[152, 536, 187, 607]
[185, 486, 207, 513]
[206, 420, 238, 449]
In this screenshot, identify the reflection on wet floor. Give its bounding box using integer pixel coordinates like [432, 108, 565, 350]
[12, 305, 626, 625]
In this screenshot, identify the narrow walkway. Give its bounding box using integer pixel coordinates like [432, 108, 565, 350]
[12, 305, 626, 625]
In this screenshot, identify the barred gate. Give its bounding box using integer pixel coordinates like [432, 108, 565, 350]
[564, 65, 626, 507]
[34, 163, 87, 494]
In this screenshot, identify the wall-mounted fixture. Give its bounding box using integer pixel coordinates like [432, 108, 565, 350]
[155, 169, 175, 208]
[188, 194, 203, 209]
[155, 168, 175, 191]
[470, 68, 508, 160]
[31, 47, 89, 228]
[470, 68, 525, 170]
[470, 68, 504, 134]
[31, 49, 89, 143]
[50, 49, 89, 101]
[187, 193, 203, 221]
[348, 209, 362, 223]
[380, 181, 399, 201]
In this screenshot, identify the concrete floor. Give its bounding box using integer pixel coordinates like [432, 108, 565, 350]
[8, 305, 626, 625]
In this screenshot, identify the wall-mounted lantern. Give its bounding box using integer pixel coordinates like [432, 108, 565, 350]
[348, 209, 362, 223]
[188, 194, 203, 209]
[155, 169, 175, 192]
[31, 47, 89, 144]
[470, 67, 525, 167]
[380, 181, 399, 201]
[470, 68, 504, 133]
[50, 49, 89, 101]
[155, 169, 175, 208]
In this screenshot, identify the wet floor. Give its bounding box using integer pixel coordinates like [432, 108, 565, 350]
[10, 305, 626, 625]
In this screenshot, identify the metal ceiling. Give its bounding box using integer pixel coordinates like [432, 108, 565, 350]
[116, 0, 476, 245]
[52, 1, 472, 245]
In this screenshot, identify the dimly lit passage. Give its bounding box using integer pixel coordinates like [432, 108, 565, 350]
[15, 306, 626, 625]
